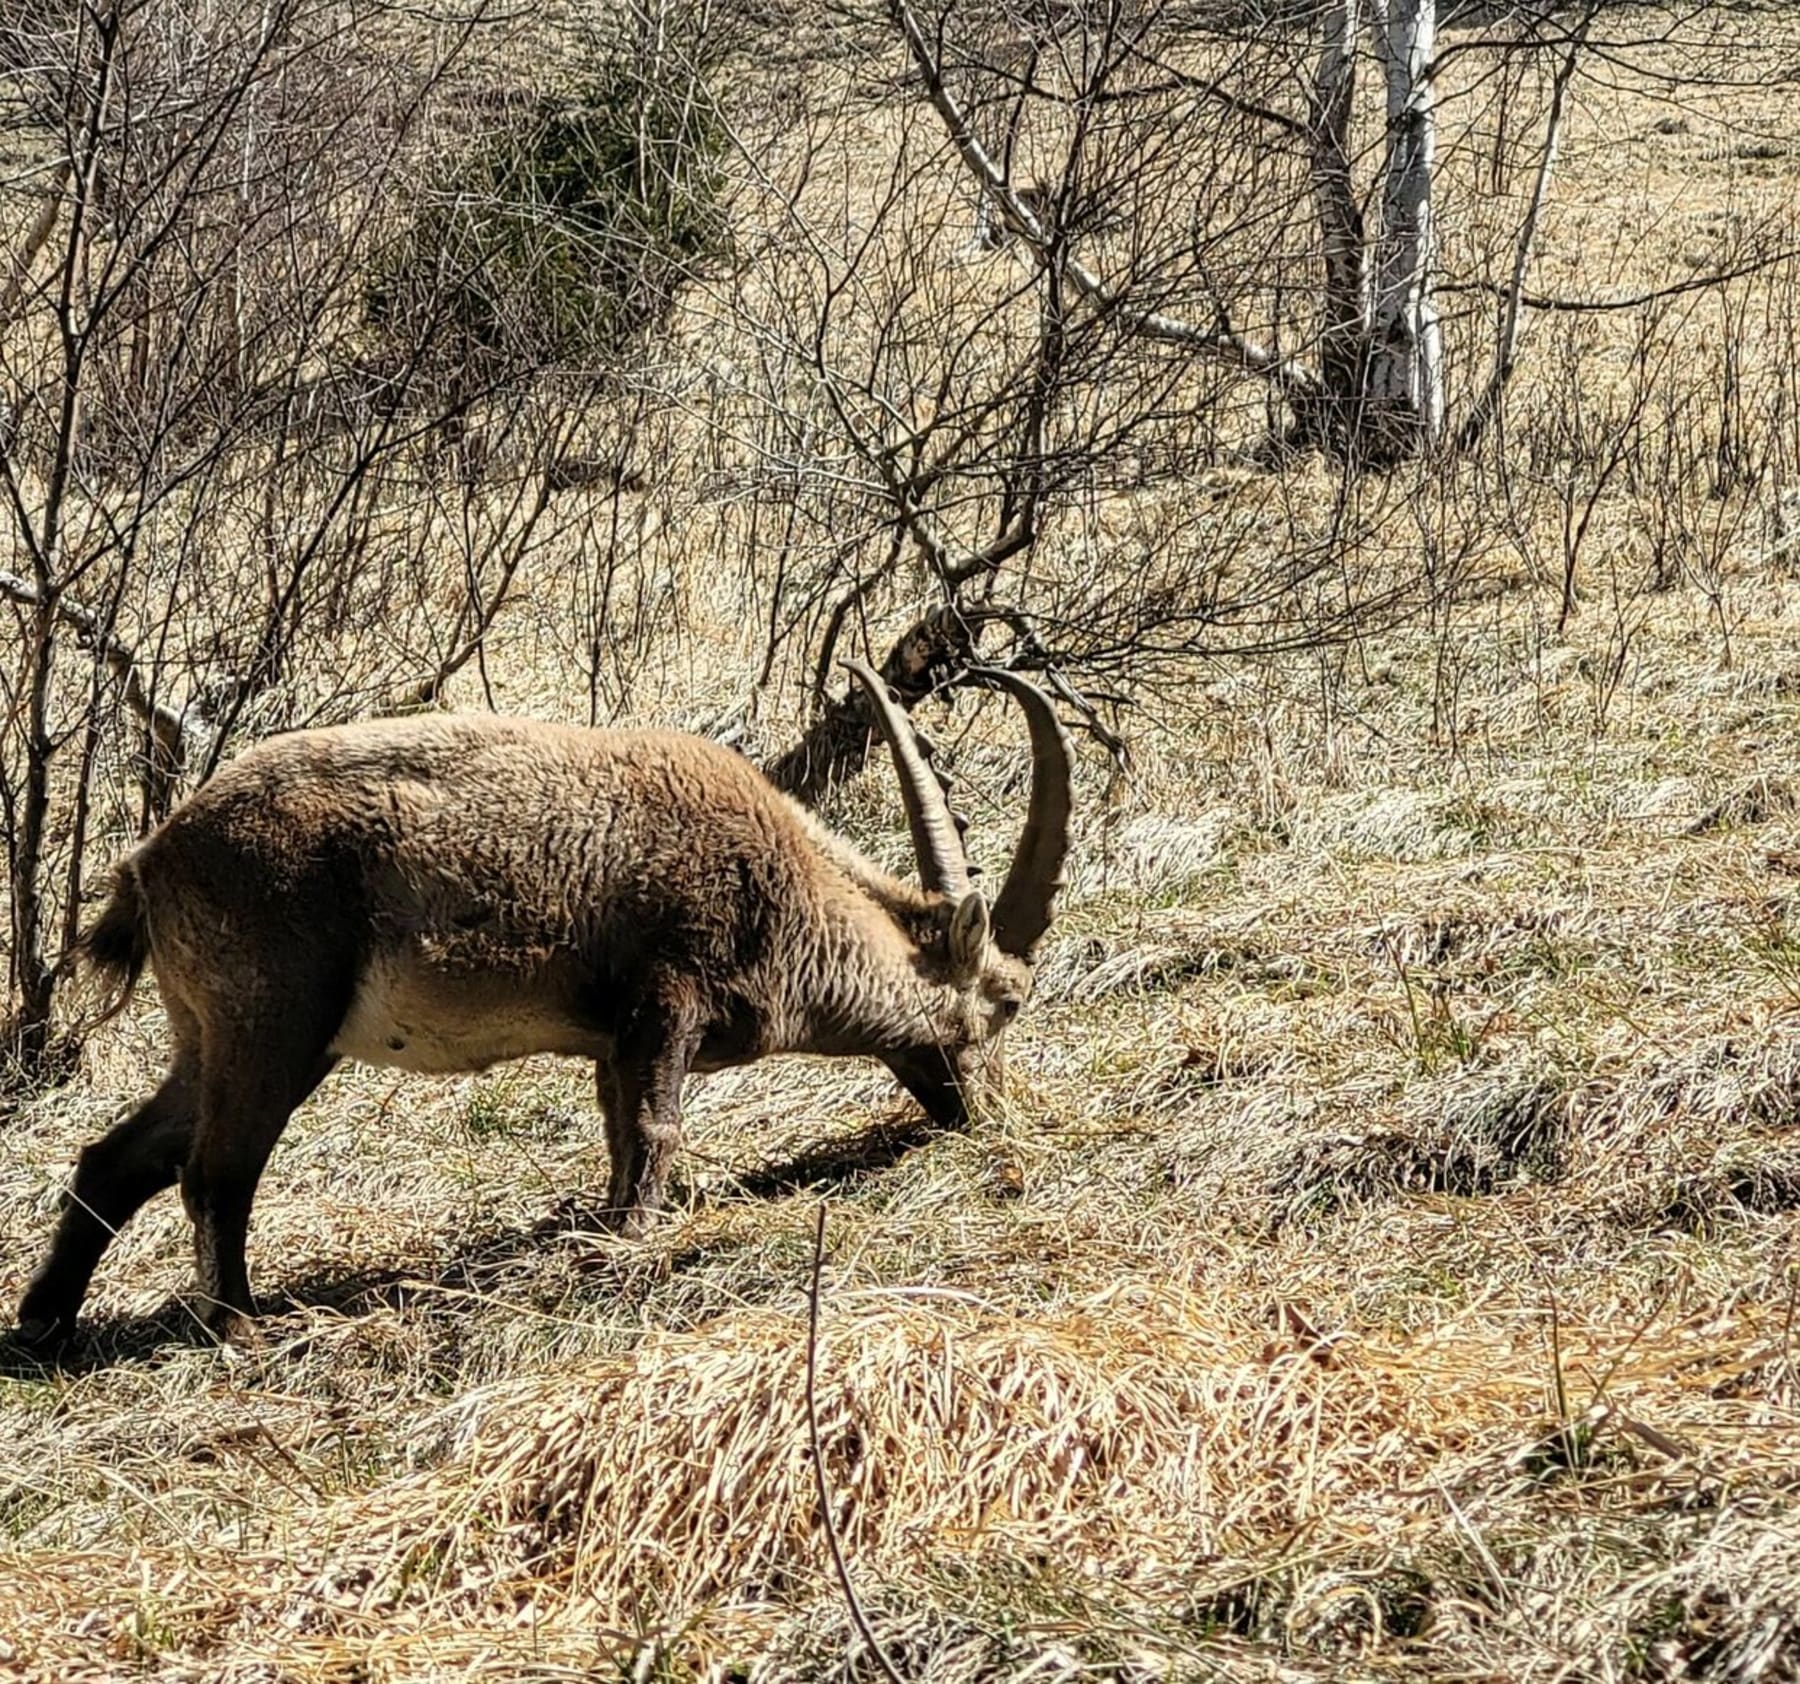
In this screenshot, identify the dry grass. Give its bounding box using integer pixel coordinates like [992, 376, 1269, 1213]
[12, 580, 1800, 1679]
[8, 7, 1800, 1682]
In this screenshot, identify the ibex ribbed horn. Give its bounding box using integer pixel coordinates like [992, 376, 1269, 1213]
[972, 666, 1074, 960]
[843, 658, 970, 897]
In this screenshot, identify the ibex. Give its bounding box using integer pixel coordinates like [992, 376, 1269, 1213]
[16, 664, 1071, 1342]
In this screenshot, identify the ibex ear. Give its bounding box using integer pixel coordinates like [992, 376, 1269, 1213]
[947, 890, 990, 985]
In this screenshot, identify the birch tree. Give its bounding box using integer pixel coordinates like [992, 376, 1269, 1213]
[901, 0, 1454, 464]
[1367, 0, 1441, 450]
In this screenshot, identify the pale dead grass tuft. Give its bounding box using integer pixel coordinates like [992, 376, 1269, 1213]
[4, 1279, 1798, 1679]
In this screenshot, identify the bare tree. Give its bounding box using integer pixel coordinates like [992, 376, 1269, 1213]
[683, 0, 1800, 766]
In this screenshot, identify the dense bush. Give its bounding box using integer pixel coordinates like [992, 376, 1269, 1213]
[371, 34, 729, 369]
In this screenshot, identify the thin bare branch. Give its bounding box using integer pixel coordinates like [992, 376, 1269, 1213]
[1456, 6, 1594, 451]
[0, 570, 199, 794]
[805, 1203, 910, 1684]
[1438, 245, 1800, 316]
[1116, 43, 1310, 139]
[886, 0, 1320, 397]
[0, 159, 72, 330]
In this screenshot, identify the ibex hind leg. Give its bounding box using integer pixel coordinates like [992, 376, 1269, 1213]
[16, 1047, 200, 1343]
[183, 1011, 340, 1338]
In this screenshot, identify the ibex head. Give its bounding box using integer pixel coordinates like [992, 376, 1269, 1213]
[843, 660, 1072, 1128]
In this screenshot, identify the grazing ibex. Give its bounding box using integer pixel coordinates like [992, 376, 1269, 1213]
[16, 664, 1072, 1341]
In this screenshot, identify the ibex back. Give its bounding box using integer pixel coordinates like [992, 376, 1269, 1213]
[16, 665, 1071, 1341]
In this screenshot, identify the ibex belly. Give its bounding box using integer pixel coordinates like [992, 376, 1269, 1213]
[332, 952, 608, 1074]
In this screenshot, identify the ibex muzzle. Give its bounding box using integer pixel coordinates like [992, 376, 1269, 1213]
[16, 667, 1071, 1341]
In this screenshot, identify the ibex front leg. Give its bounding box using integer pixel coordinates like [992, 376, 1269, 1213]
[597, 1004, 698, 1238]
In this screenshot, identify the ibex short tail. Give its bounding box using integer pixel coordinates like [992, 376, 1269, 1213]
[77, 860, 151, 1024]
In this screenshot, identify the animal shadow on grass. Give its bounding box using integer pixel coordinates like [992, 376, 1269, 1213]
[0, 1112, 946, 1375]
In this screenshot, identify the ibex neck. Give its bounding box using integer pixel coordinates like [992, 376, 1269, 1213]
[773, 863, 945, 1061]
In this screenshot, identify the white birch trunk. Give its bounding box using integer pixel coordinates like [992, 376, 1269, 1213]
[1368, 0, 1442, 447]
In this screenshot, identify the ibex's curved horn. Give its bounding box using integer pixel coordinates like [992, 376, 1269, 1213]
[844, 660, 972, 899]
[972, 667, 1073, 960]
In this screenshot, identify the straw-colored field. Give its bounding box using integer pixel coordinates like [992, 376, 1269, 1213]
[13, 567, 1800, 1680]
[6, 6, 1800, 1681]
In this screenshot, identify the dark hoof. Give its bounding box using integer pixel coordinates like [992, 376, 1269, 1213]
[4, 1313, 79, 1369]
[196, 1301, 257, 1345]
[601, 1203, 664, 1240]
[13, 1280, 78, 1349]
[12, 1315, 69, 1350]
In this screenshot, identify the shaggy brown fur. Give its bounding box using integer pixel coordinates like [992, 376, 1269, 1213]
[16, 669, 1071, 1341]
